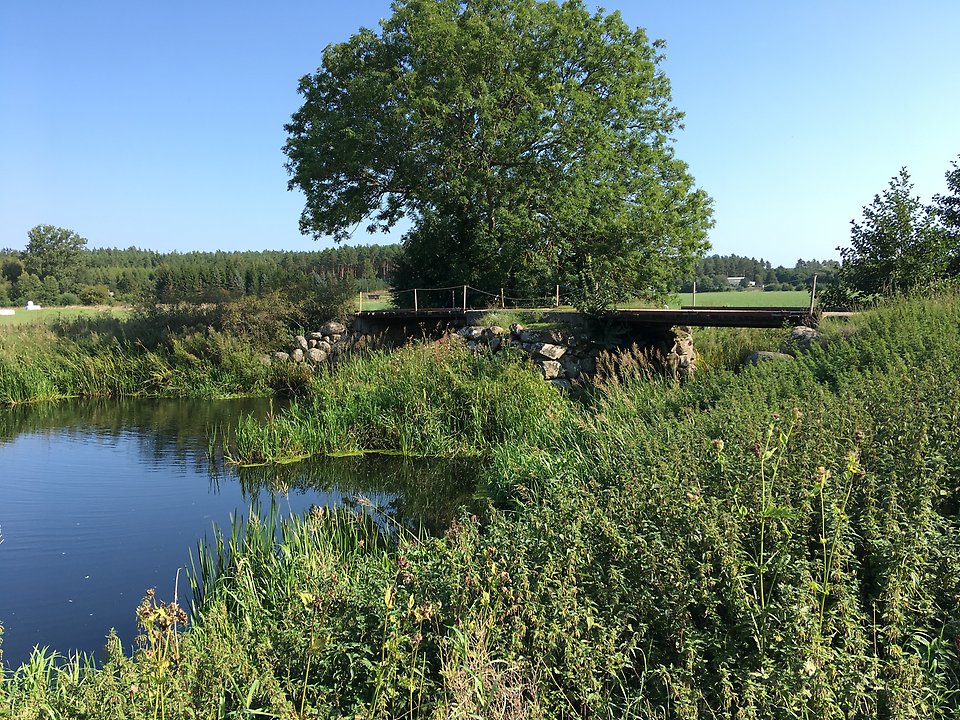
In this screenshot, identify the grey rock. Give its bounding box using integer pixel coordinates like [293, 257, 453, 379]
[308, 339, 318, 349]
[321, 321, 347, 336]
[466, 341, 478, 352]
[331, 334, 342, 343]
[535, 342, 566, 360]
[457, 325, 484, 341]
[308, 332, 324, 341]
[549, 378, 573, 390]
[539, 360, 562, 380]
[745, 351, 794, 366]
[782, 325, 821, 354]
[307, 348, 327, 363]
[258, 354, 272, 366]
[488, 337, 502, 352]
[484, 325, 505, 337]
[560, 355, 580, 377]
[578, 355, 597, 376]
[291, 348, 305, 363]
[316, 340, 332, 353]
[272, 351, 290, 362]
[294, 335, 308, 351]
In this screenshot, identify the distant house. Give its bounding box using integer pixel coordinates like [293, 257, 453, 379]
[725, 276, 756, 288]
[24, 300, 42, 310]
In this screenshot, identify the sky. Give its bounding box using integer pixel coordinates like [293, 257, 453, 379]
[1, 1, 957, 267]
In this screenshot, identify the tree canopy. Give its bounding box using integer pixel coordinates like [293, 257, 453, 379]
[284, 0, 713, 302]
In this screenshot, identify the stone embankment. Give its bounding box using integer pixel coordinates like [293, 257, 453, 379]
[452, 322, 695, 387]
[269, 317, 696, 386]
[269, 320, 348, 365]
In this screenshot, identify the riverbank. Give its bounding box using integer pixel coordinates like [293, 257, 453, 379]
[3, 290, 960, 718]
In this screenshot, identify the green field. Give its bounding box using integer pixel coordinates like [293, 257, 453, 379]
[0, 306, 130, 328]
[672, 289, 810, 307]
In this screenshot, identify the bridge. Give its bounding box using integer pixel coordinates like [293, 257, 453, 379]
[353, 306, 821, 336]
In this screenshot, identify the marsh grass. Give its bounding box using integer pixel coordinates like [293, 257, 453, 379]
[228, 342, 572, 462]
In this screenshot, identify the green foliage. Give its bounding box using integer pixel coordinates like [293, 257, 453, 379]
[835, 165, 955, 301]
[6, 292, 960, 718]
[229, 341, 571, 462]
[285, 0, 712, 300]
[22, 225, 87, 285]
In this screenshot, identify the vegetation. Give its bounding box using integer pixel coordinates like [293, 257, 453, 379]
[0, 239, 400, 307]
[829, 155, 960, 304]
[0, 296, 322, 405]
[678, 256, 838, 293]
[284, 0, 713, 306]
[4, 289, 959, 718]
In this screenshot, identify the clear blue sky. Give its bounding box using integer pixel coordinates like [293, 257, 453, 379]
[1, 1, 957, 267]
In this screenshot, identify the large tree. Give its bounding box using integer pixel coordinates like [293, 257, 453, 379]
[284, 0, 713, 303]
[22, 224, 88, 286]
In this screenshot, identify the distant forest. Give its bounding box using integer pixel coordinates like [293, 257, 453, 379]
[0, 240, 836, 307]
[0, 244, 401, 306]
[680, 255, 839, 293]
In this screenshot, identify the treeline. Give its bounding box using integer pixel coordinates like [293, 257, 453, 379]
[678, 255, 839, 292]
[0, 229, 402, 306]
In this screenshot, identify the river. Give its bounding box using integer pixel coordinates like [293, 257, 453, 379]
[0, 398, 475, 669]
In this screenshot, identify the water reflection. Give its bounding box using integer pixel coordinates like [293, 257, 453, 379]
[0, 399, 477, 669]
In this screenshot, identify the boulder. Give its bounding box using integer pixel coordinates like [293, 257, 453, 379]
[272, 351, 290, 362]
[316, 340, 332, 353]
[782, 325, 821, 355]
[307, 348, 327, 363]
[744, 351, 794, 366]
[320, 321, 347, 336]
[308, 339, 317, 349]
[291, 348, 305, 362]
[534, 342, 566, 360]
[308, 332, 325, 341]
[538, 360, 562, 380]
[258, 354, 272, 366]
[331, 334, 342, 343]
[457, 325, 484, 341]
[488, 337, 503, 352]
[549, 378, 573, 390]
[483, 325, 505, 338]
[294, 335, 308, 351]
[560, 355, 580, 378]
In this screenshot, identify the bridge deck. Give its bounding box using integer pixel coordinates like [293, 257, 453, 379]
[356, 307, 816, 329]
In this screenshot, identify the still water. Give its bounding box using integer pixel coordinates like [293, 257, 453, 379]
[0, 398, 474, 669]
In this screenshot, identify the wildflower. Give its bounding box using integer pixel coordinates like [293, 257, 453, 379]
[711, 438, 724, 452]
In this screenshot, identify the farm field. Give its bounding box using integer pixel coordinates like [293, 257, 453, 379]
[0, 306, 129, 327]
[672, 289, 810, 307]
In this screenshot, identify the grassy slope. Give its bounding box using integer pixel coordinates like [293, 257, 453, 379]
[3, 291, 960, 718]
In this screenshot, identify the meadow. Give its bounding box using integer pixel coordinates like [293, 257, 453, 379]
[671, 289, 810, 307]
[2, 289, 959, 718]
[0, 306, 129, 327]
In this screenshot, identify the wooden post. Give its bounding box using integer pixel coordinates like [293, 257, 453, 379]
[413, 288, 418, 312]
[809, 274, 818, 313]
[462, 285, 467, 310]
[555, 285, 560, 307]
[692, 280, 697, 307]
[358, 291, 363, 312]
[500, 288, 505, 308]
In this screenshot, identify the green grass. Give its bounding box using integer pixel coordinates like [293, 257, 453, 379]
[0, 305, 130, 327]
[672, 289, 811, 307]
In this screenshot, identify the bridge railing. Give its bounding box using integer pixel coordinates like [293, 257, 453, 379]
[359, 284, 563, 312]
